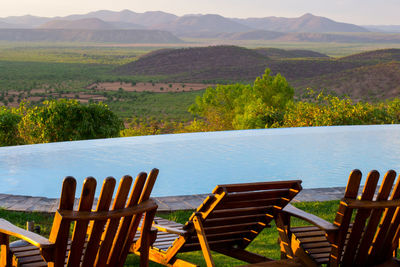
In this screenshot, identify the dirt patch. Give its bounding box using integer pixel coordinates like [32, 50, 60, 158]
[87, 82, 213, 93]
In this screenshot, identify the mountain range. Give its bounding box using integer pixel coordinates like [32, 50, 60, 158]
[0, 10, 393, 34]
[1, 10, 400, 43]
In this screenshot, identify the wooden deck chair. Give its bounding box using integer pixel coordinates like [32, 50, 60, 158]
[277, 169, 400, 267]
[132, 180, 302, 267]
[0, 168, 159, 267]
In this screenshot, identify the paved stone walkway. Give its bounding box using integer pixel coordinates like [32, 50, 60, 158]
[0, 187, 347, 213]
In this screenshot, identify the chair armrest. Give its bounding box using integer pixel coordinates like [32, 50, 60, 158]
[152, 224, 187, 236]
[0, 219, 53, 249]
[283, 204, 338, 233]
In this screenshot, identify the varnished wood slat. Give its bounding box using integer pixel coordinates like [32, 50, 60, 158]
[107, 173, 146, 266]
[119, 168, 159, 267]
[67, 177, 96, 267]
[48, 176, 77, 266]
[186, 230, 255, 244]
[203, 222, 265, 236]
[223, 190, 291, 203]
[356, 170, 396, 265]
[214, 198, 283, 210]
[213, 180, 301, 193]
[341, 170, 379, 265]
[207, 206, 273, 219]
[330, 169, 362, 266]
[180, 238, 243, 252]
[95, 175, 133, 266]
[203, 214, 271, 228]
[369, 174, 400, 260]
[81, 177, 116, 267]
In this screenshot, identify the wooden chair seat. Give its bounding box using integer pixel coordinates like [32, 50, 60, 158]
[0, 169, 159, 267]
[133, 180, 302, 267]
[278, 170, 400, 267]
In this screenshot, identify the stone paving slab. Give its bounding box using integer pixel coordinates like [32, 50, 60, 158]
[0, 187, 348, 213]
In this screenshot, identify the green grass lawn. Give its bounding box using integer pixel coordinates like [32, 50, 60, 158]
[0, 200, 339, 266]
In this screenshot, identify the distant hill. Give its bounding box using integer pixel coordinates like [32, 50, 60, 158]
[363, 25, 400, 33]
[114, 45, 400, 100]
[0, 20, 19, 28]
[39, 18, 116, 30]
[0, 15, 51, 28]
[154, 14, 252, 36]
[115, 45, 270, 82]
[63, 10, 178, 28]
[339, 48, 400, 62]
[232, 13, 369, 33]
[293, 62, 400, 101]
[0, 29, 183, 43]
[254, 48, 329, 59]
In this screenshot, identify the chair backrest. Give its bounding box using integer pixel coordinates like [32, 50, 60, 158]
[330, 169, 400, 267]
[180, 180, 302, 252]
[48, 169, 158, 267]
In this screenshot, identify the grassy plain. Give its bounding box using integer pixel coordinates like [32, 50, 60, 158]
[2, 40, 400, 122]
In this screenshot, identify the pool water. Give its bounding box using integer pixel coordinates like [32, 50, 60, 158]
[1, 125, 400, 198]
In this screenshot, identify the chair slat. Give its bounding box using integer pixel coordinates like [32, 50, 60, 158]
[377, 176, 400, 260]
[341, 170, 379, 265]
[208, 206, 273, 219]
[67, 177, 96, 267]
[215, 198, 283, 210]
[95, 175, 133, 267]
[213, 180, 301, 193]
[81, 177, 116, 267]
[48, 176, 76, 266]
[107, 172, 147, 266]
[369, 174, 400, 260]
[330, 169, 362, 266]
[355, 170, 396, 265]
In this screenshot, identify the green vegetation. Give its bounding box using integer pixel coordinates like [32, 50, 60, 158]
[185, 69, 400, 132]
[0, 200, 339, 266]
[0, 99, 122, 146]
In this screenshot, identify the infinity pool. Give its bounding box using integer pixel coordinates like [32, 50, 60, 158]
[1, 125, 400, 198]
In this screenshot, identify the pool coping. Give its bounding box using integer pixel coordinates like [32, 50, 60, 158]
[0, 186, 347, 213]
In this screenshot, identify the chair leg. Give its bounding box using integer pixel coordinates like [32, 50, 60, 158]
[193, 214, 215, 267]
[0, 233, 10, 267]
[276, 213, 294, 260]
[140, 208, 157, 267]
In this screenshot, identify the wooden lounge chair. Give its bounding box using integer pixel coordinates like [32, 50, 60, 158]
[0, 168, 159, 267]
[133, 180, 302, 267]
[277, 169, 400, 267]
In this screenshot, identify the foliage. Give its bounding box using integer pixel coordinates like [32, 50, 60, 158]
[0, 107, 23, 146]
[189, 69, 294, 130]
[282, 91, 400, 127]
[0, 100, 122, 146]
[189, 83, 249, 130]
[17, 99, 122, 144]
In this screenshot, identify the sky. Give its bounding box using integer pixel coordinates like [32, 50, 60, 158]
[0, 0, 399, 25]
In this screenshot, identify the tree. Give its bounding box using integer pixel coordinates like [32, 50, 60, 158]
[0, 107, 22, 146]
[18, 99, 122, 144]
[189, 68, 294, 130]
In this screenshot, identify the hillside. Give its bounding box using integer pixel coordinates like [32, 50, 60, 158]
[233, 13, 369, 33]
[339, 48, 400, 62]
[254, 48, 329, 59]
[115, 46, 270, 82]
[114, 46, 400, 100]
[293, 62, 400, 100]
[0, 29, 183, 43]
[39, 18, 116, 30]
[154, 14, 252, 36]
